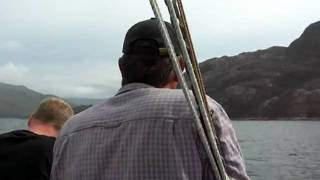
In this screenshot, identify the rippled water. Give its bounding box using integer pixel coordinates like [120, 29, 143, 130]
[1, 118, 319, 180]
[233, 120, 320, 180]
[0, 118, 27, 134]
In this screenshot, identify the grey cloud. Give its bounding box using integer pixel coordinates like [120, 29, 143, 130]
[0, 0, 319, 98]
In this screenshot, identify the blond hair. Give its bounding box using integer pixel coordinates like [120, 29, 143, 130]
[32, 97, 74, 130]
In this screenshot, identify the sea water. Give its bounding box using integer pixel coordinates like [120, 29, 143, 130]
[233, 120, 320, 180]
[1, 118, 319, 180]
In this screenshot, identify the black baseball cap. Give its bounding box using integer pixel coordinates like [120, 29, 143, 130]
[122, 18, 181, 56]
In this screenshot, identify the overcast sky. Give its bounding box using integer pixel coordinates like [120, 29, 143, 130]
[0, 0, 319, 98]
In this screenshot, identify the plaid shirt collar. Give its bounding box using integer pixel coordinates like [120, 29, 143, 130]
[116, 83, 154, 96]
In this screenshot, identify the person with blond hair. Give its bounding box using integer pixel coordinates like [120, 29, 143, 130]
[0, 97, 74, 180]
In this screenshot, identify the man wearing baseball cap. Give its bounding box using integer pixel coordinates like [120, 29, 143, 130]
[51, 18, 250, 180]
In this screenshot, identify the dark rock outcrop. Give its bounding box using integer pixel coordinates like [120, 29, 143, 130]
[262, 89, 320, 118]
[200, 21, 320, 119]
[288, 21, 320, 58]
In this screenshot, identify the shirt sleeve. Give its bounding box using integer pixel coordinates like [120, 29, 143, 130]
[204, 97, 251, 180]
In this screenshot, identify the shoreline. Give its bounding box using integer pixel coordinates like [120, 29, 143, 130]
[0, 117, 319, 121]
[232, 117, 320, 121]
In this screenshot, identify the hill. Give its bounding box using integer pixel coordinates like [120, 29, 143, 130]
[0, 83, 100, 118]
[200, 21, 320, 119]
[66, 98, 103, 106]
[0, 83, 49, 118]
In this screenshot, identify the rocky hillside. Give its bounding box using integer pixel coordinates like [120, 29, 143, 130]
[201, 21, 320, 119]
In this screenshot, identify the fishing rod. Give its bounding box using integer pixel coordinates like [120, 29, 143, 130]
[149, 0, 230, 180]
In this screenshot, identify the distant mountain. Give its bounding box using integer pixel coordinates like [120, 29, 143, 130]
[200, 21, 320, 119]
[66, 98, 104, 106]
[0, 83, 49, 118]
[72, 105, 93, 114]
[66, 98, 104, 114]
[0, 83, 100, 118]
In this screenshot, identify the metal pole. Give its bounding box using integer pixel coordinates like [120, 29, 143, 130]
[149, 0, 230, 180]
[165, 1, 230, 180]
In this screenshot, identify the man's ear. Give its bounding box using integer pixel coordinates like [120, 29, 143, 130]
[118, 57, 123, 73]
[172, 71, 178, 82]
[27, 115, 34, 127]
[171, 57, 185, 82]
[178, 57, 186, 71]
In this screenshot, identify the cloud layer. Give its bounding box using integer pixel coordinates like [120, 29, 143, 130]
[0, 61, 121, 98]
[0, 0, 319, 98]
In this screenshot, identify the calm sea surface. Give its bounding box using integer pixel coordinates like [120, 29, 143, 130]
[1, 118, 320, 180]
[233, 120, 320, 180]
[0, 118, 27, 134]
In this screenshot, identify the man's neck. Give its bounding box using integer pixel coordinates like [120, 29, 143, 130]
[161, 81, 178, 89]
[28, 122, 58, 137]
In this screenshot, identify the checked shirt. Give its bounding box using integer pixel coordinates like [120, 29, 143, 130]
[51, 83, 250, 180]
